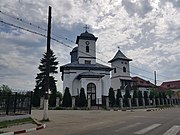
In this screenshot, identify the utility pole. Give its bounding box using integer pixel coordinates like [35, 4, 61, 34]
[154, 71, 157, 86]
[43, 6, 52, 121]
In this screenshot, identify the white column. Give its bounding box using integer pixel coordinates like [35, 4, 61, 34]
[106, 97, 109, 109]
[43, 99, 49, 120]
[72, 96, 76, 108]
[120, 98, 123, 109]
[153, 98, 156, 107]
[135, 98, 139, 107]
[142, 98, 145, 108]
[128, 98, 132, 110]
[88, 95, 91, 109]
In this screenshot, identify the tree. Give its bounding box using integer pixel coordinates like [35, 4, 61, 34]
[62, 87, 72, 107]
[138, 91, 143, 106]
[108, 88, 115, 107]
[132, 90, 138, 106]
[124, 90, 131, 107]
[144, 91, 149, 105]
[79, 88, 87, 107]
[33, 49, 58, 107]
[49, 76, 57, 107]
[0, 84, 12, 94]
[116, 89, 122, 105]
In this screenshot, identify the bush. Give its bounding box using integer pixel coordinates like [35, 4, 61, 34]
[79, 88, 87, 107]
[62, 87, 72, 107]
[108, 88, 115, 107]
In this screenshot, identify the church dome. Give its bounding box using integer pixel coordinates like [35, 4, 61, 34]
[80, 31, 95, 38]
[76, 31, 98, 44]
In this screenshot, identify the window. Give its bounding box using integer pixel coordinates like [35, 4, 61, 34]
[114, 68, 116, 73]
[85, 60, 91, 64]
[123, 67, 126, 72]
[121, 62, 123, 64]
[86, 45, 89, 53]
[125, 62, 127, 64]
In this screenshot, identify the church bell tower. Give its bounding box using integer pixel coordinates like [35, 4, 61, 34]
[75, 26, 98, 64]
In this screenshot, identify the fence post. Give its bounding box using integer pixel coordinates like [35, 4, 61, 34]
[29, 91, 33, 114]
[6, 93, 10, 115]
[14, 92, 17, 114]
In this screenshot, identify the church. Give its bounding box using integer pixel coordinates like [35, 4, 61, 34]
[60, 28, 133, 107]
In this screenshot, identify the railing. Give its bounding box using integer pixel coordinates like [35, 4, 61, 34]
[0, 91, 32, 116]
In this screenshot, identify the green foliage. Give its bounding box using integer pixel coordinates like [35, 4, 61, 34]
[0, 84, 12, 94]
[62, 87, 72, 107]
[116, 89, 122, 105]
[79, 88, 87, 107]
[33, 49, 58, 107]
[56, 91, 63, 101]
[138, 91, 143, 106]
[108, 87, 115, 107]
[166, 90, 174, 98]
[132, 90, 138, 106]
[144, 91, 149, 105]
[124, 90, 131, 107]
[133, 90, 138, 99]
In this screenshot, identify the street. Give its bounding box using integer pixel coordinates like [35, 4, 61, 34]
[27, 108, 180, 135]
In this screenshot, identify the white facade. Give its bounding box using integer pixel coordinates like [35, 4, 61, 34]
[60, 31, 112, 105]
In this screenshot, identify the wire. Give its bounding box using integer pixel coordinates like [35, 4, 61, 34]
[0, 10, 173, 80]
[0, 20, 166, 83]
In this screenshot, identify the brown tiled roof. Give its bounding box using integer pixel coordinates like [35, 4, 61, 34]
[132, 76, 155, 87]
[161, 80, 180, 89]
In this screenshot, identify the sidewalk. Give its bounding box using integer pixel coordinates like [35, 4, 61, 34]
[0, 115, 45, 135]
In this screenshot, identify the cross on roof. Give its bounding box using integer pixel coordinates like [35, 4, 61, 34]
[83, 24, 89, 32]
[118, 46, 120, 50]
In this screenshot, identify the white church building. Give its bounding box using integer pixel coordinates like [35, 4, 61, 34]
[60, 30, 112, 106]
[60, 29, 133, 106]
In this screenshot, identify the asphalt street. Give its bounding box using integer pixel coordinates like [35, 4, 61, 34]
[26, 108, 180, 135]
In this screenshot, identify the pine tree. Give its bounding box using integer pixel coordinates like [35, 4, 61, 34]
[132, 90, 138, 106]
[124, 90, 131, 107]
[79, 88, 87, 107]
[116, 89, 122, 105]
[108, 88, 115, 107]
[62, 87, 72, 107]
[138, 91, 143, 106]
[33, 49, 58, 107]
[144, 91, 149, 106]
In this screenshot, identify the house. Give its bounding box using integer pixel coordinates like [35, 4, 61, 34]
[161, 80, 180, 99]
[60, 30, 112, 106]
[132, 76, 155, 95]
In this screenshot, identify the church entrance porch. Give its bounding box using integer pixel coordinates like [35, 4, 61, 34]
[87, 83, 96, 106]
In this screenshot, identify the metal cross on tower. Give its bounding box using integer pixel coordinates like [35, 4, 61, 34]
[83, 24, 89, 32]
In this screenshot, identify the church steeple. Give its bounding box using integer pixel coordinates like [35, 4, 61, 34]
[76, 26, 98, 64]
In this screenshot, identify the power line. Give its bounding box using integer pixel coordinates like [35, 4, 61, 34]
[0, 20, 166, 83]
[0, 10, 173, 80]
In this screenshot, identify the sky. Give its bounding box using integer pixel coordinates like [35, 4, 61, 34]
[0, 0, 180, 92]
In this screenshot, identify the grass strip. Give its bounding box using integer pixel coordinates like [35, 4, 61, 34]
[0, 117, 35, 129]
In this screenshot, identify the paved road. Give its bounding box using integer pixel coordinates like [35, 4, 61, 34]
[27, 108, 180, 135]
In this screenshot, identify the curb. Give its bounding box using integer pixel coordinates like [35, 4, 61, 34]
[0, 124, 46, 135]
[146, 107, 175, 112]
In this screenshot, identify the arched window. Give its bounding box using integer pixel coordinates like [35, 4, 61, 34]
[86, 45, 89, 53]
[123, 67, 126, 72]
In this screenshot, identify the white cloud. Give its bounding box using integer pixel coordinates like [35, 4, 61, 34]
[0, 0, 180, 91]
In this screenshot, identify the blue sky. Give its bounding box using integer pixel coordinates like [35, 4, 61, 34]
[0, 0, 180, 92]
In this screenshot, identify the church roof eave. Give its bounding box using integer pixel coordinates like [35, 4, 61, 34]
[109, 50, 132, 63]
[60, 61, 113, 72]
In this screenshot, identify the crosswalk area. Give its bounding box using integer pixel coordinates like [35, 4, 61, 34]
[112, 122, 180, 135]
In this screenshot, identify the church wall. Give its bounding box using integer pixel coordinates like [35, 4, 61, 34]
[102, 73, 111, 96]
[111, 60, 131, 78]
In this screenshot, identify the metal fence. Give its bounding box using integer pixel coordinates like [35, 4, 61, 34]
[0, 91, 32, 116]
